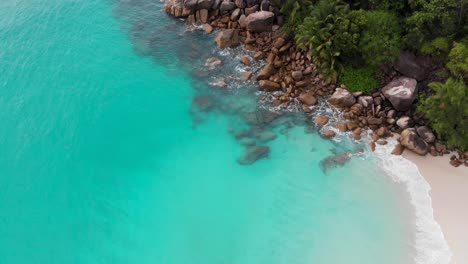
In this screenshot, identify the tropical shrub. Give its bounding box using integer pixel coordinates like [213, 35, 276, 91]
[339, 65, 379, 94]
[294, 0, 366, 83]
[359, 10, 401, 67]
[418, 78, 468, 151]
[272, 0, 312, 34]
[420, 36, 452, 56]
[405, 0, 460, 49]
[344, 0, 407, 12]
[446, 41, 468, 81]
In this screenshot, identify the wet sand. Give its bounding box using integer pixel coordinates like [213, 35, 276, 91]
[404, 151, 468, 264]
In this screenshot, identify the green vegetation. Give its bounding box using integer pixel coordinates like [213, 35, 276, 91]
[294, 0, 366, 83]
[276, 0, 468, 150]
[446, 40, 468, 81]
[418, 78, 468, 151]
[339, 66, 379, 94]
[278, 0, 466, 77]
[359, 11, 401, 67]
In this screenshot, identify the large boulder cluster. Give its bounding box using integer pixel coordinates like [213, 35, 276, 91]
[164, 0, 465, 168]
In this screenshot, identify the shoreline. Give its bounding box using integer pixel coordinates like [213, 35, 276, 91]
[403, 151, 468, 264]
[162, 3, 467, 263]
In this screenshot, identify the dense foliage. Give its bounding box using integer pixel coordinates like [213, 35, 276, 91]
[276, 0, 468, 150]
[359, 10, 401, 67]
[294, 0, 365, 82]
[418, 78, 468, 151]
[339, 66, 379, 94]
[447, 40, 468, 81]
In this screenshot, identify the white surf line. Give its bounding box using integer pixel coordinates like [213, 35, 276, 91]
[373, 139, 452, 264]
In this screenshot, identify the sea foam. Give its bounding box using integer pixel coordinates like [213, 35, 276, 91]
[373, 139, 452, 264]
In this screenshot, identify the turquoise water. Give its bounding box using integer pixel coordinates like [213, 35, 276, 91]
[0, 0, 414, 263]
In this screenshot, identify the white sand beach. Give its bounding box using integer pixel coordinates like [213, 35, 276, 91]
[404, 152, 468, 264]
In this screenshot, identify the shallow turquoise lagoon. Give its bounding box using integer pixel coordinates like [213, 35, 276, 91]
[0, 0, 414, 263]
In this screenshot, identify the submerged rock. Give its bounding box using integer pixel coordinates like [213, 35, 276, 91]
[320, 149, 364, 171]
[238, 145, 270, 165]
[238, 137, 256, 146]
[191, 95, 214, 111]
[243, 110, 281, 126]
[256, 130, 277, 142]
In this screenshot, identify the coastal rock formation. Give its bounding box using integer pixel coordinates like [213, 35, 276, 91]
[394, 51, 427, 81]
[162, 0, 460, 165]
[220, 1, 236, 11]
[352, 128, 362, 140]
[256, 130, 277, 142]
[298, 92, 317, 106]
[396, 116, 413, 129]
[320, 149, 364, 170]
[315, 116, 329, 126]
[215, 29, 239, 48]
[358, 96, 373, 108]
[240, 71, 252, 81]
[400, 129, 429, 155]
[183, 0, 198, 10]
[203, 23, 214, 33]
[334, 122, 348, 132]
[238, 145, 269, 165]
[205, 57, 222, 68]
[391, 144, 404, 155]
[197, 0, 214, 9]
[246, 11, 274, 32]
[330, 88, 356, 108]
[240, 56, 251, 66]
[416, 126, 435, 144]
[191, 95, 214, 111]
[235, 0, 246, 8]
[164, 0, 185, 17]
[322, 130, 336, 138]
[256, 63, 276, 80]
[382, 77, 417, 111]
[210, 78, 228, 87]
[259, 80, 280, 91]
[291, 71, 303, 81]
